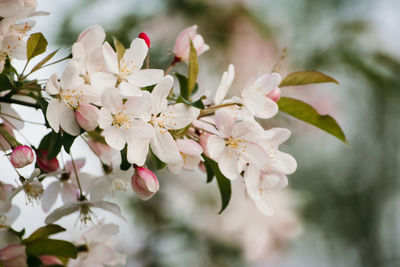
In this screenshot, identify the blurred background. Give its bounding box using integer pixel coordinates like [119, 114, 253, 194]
[8, 0, 400, 266]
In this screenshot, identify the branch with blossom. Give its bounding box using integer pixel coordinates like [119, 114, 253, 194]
[0, 1, 346, 266]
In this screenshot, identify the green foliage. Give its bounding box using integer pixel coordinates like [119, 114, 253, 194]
[120, 145, 131, 170]
[23, 224, 66, 244]
[112, 36, 126, 62]
[146, 147, 166, 170]
[280, 71, 338, 87]
[203, 154, 232, 214]
[62, 133, 77, 154]
[277, 96, 347, 143]
[25, 239, 77, 259]
[26, 33, 48, 61]
[0, 125, 22, 147]
[187, 39, 199, 100]
[176, 95, 205, 109]
[30, 49, 59, 73]
[39, 131, 63, 159]
[174, 72, 204, 108]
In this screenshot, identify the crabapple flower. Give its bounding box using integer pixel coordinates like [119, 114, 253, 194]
[173, 25, 209, 62]
[68, 223, 126, 267]
[148, 75, 200, 173]
[98, 89, 154, 165]
[131, 166, 159, 200]
[10, 145, 34, 168]
[266, 87, 281, 102]
[207, 109, 268, 180]
[23, 180, 43, 204]
[36, 150, 59, 173]
[96, 38, 163, 96]
[176, 139, 203, 170]
[75, 103, 99, 131]
[214, 64, 235, 105]
[138, 32, 150, 48]
[0, 182, 19, 227]
[0, 244, 27, 267]
[87, 139, 121, 168]
[241, 73, 281, 119]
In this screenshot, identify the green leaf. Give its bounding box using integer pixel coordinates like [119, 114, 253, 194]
[62, 133, 77, 154]
[25, 239, 77, 258]
[187, 39, 199, 100]
[8, 227, 25, 239]
[23, 224, 66, 244]
[277, 97, 347, 143]
[280, 71, 339, 87]
[30, 49, 59, 73]
[39, 131, 63, 159]
[0, 73, 14, 91]
[202, 154, 214, 183]
[203, 155, 231, 213]
[146, 147, 166, 170]
[0, 124, 22, 147]
[176, 95, 205, 109]
[27, 33, 48, 61]
[112, 36, 126, 62]
[120, 146, 131, 171]
[174, 72, 198, 99]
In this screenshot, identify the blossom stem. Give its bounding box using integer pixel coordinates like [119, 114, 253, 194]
[198, 102, 241, 118]
[0, 112, 44, 126]
[0, 97, 40, 108]
[21, 54, 72, 81]
[70, 153, 84, 198]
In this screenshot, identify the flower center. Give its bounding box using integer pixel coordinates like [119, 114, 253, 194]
[60, 88, 83, 108]
[112, 107, 133, 129]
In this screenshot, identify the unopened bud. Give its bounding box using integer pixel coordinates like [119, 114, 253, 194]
[10, 145, 34, 168]
[138, 32, 150, 48]
[173, 25, 209, 62]
[38, 255, 63, 266]
[36, 150, 59, 173]
[266, 87, 281, 102]
[131, 167, 159, 200]
[75, 103, 99, 131]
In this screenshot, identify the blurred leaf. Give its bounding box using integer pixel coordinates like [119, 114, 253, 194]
[203, 155, 231, 213]
[30, 49, 59, 73]
[202, 154, 214, 183]
[0, 125, 21, 147]
[8, 227, 25, 239]
[176, 95, 205, 109]
[174, 72, 198, 99]
[0, 73, 14, 91]
[277, 97, 347, 143]
[26, 239, 77, 258]
[120, 146, 131, 170]
[23, 224, 66, 244]
[112, 36, 126, 62]
[147, 147, 166, 170]
[62, 133, 77, 154]
[27, 33, 48, 61]
[39, 131, 63, 159]
[280, 71, 338, 87]
[187, 39, 198, 100]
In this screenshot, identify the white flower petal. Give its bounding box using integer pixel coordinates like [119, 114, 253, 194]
[45, 73, 60, 95]
[44, 202, 81, 224]
[163, 103, 199, 130]
[127, 69, 164, 88]
[98, 107, 113, 129]
[218, 152, 239, 180]
[91, 201, 125, 221]
[89, 177, 111, 203]
[60, 182, 79, 203]
[123, 38, 148, 70]
[124, 91, 152, 116]
[206, 135, 225, 160]
[215, 109, 234, 137]
[244, 164, 261, 199]
[127, 139, 150, 166]
[41, 181, 60, 212]
[102, 42, 119, 74]
[101, 89, 122, 114]
[59, 103, 80, 136]
[118, 81, 143, 97]
[150, 126, 181, 165]
[176, 139, 203, 156]
[104, 126, 126, 150]
[45, 99, 62, 133]
[151, 75, 174, 114]
[214, 64, 234, 105]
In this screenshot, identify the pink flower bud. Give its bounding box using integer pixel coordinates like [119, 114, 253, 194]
[10, 145, 34, 168]
[38, 255, 63, 266]
[36, 150, 59, 173]
[173, 25, 209, 62]
[138, 32, 150, 48]
[266, 87, 281, 102]
[0, 122, 14, 151]
[131, 167, 159, 200]
[75, 103, 99, 131]
[0, 244, 27, 267]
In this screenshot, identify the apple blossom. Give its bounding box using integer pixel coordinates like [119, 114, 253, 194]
[207, 109, 268, 180]
[131, 166, 159, 200]
[10, 145, 34, 168]
[87, 139, 121, 168]
[98, 89, 154, 165]
[23, 180, 43, 204]
[176, 139, 203, 170]
[213, 64, 235, 105]
[75, 103, 100, 131]
[173, 25, 209, 62]
[266, 87, 281, 102]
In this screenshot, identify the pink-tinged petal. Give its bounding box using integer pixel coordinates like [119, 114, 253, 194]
[75, 103, 99, 131]
[86, 46, 105, 74]
[176, 139, 203, 156]
[89, 177, 111, 203]
[163, 103, 199, 130]
[91, 201, 125, 221]
[263, 128, 291, 146]
[267, 87, 281, 102]
[72, 42, 86, 62]
[44, 202, 81, 224]
[90, 72, 116, 92]
[0, 104, 24, 130]
[124, 91, 152, 116]
[38, 255, 63, 266]
[65, 158, 86, 173]
[243, 93, 278, 119]
[98, 107, 113, 129]
[10, 145, 34, 168]
[59, 103, 80, 136]
[218, 152, 239, 180]
[46, 99, 62, 133]
[118, 81, 143, 97]
[123, 38, 148, 70]
[41, 181, 61, 212]
[150, 126, 181, 165]
[60, 182, 79, 203]
[0, 244, 27, 267]
[231, 120, 264, 141]
[45, 73, 59, 95]
[151, 75, 174, 114]
[206, 135, 225, 160]
[244, 164, 261, 199]
[127, 139, 149, 166]
[101, 89, 123, 114]
[104, 126, 126, 150]
[131, 167, 159, 200]
[126, 120, 154, 140]
[270, 151, 297, 175]
[102, 42, 119, 74]
[77, 25, 105, 55]
[191, 34, 209, 55]
[127, 69, 164, 87]
[214, 64, 235, 105]
[173, 25, 197, 60]
[215, 109, 234, 137]
[240, 141, 268, 167]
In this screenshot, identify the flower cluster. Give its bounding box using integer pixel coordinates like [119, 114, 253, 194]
[0, 2, 345, 266]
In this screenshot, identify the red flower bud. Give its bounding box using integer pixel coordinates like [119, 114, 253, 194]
[138, 32, 150, 48]
[36, 150, 59, 173]
[266, 87, 281, 102]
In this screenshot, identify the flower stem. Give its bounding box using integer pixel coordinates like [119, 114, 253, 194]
[70, 153, 84, 198]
